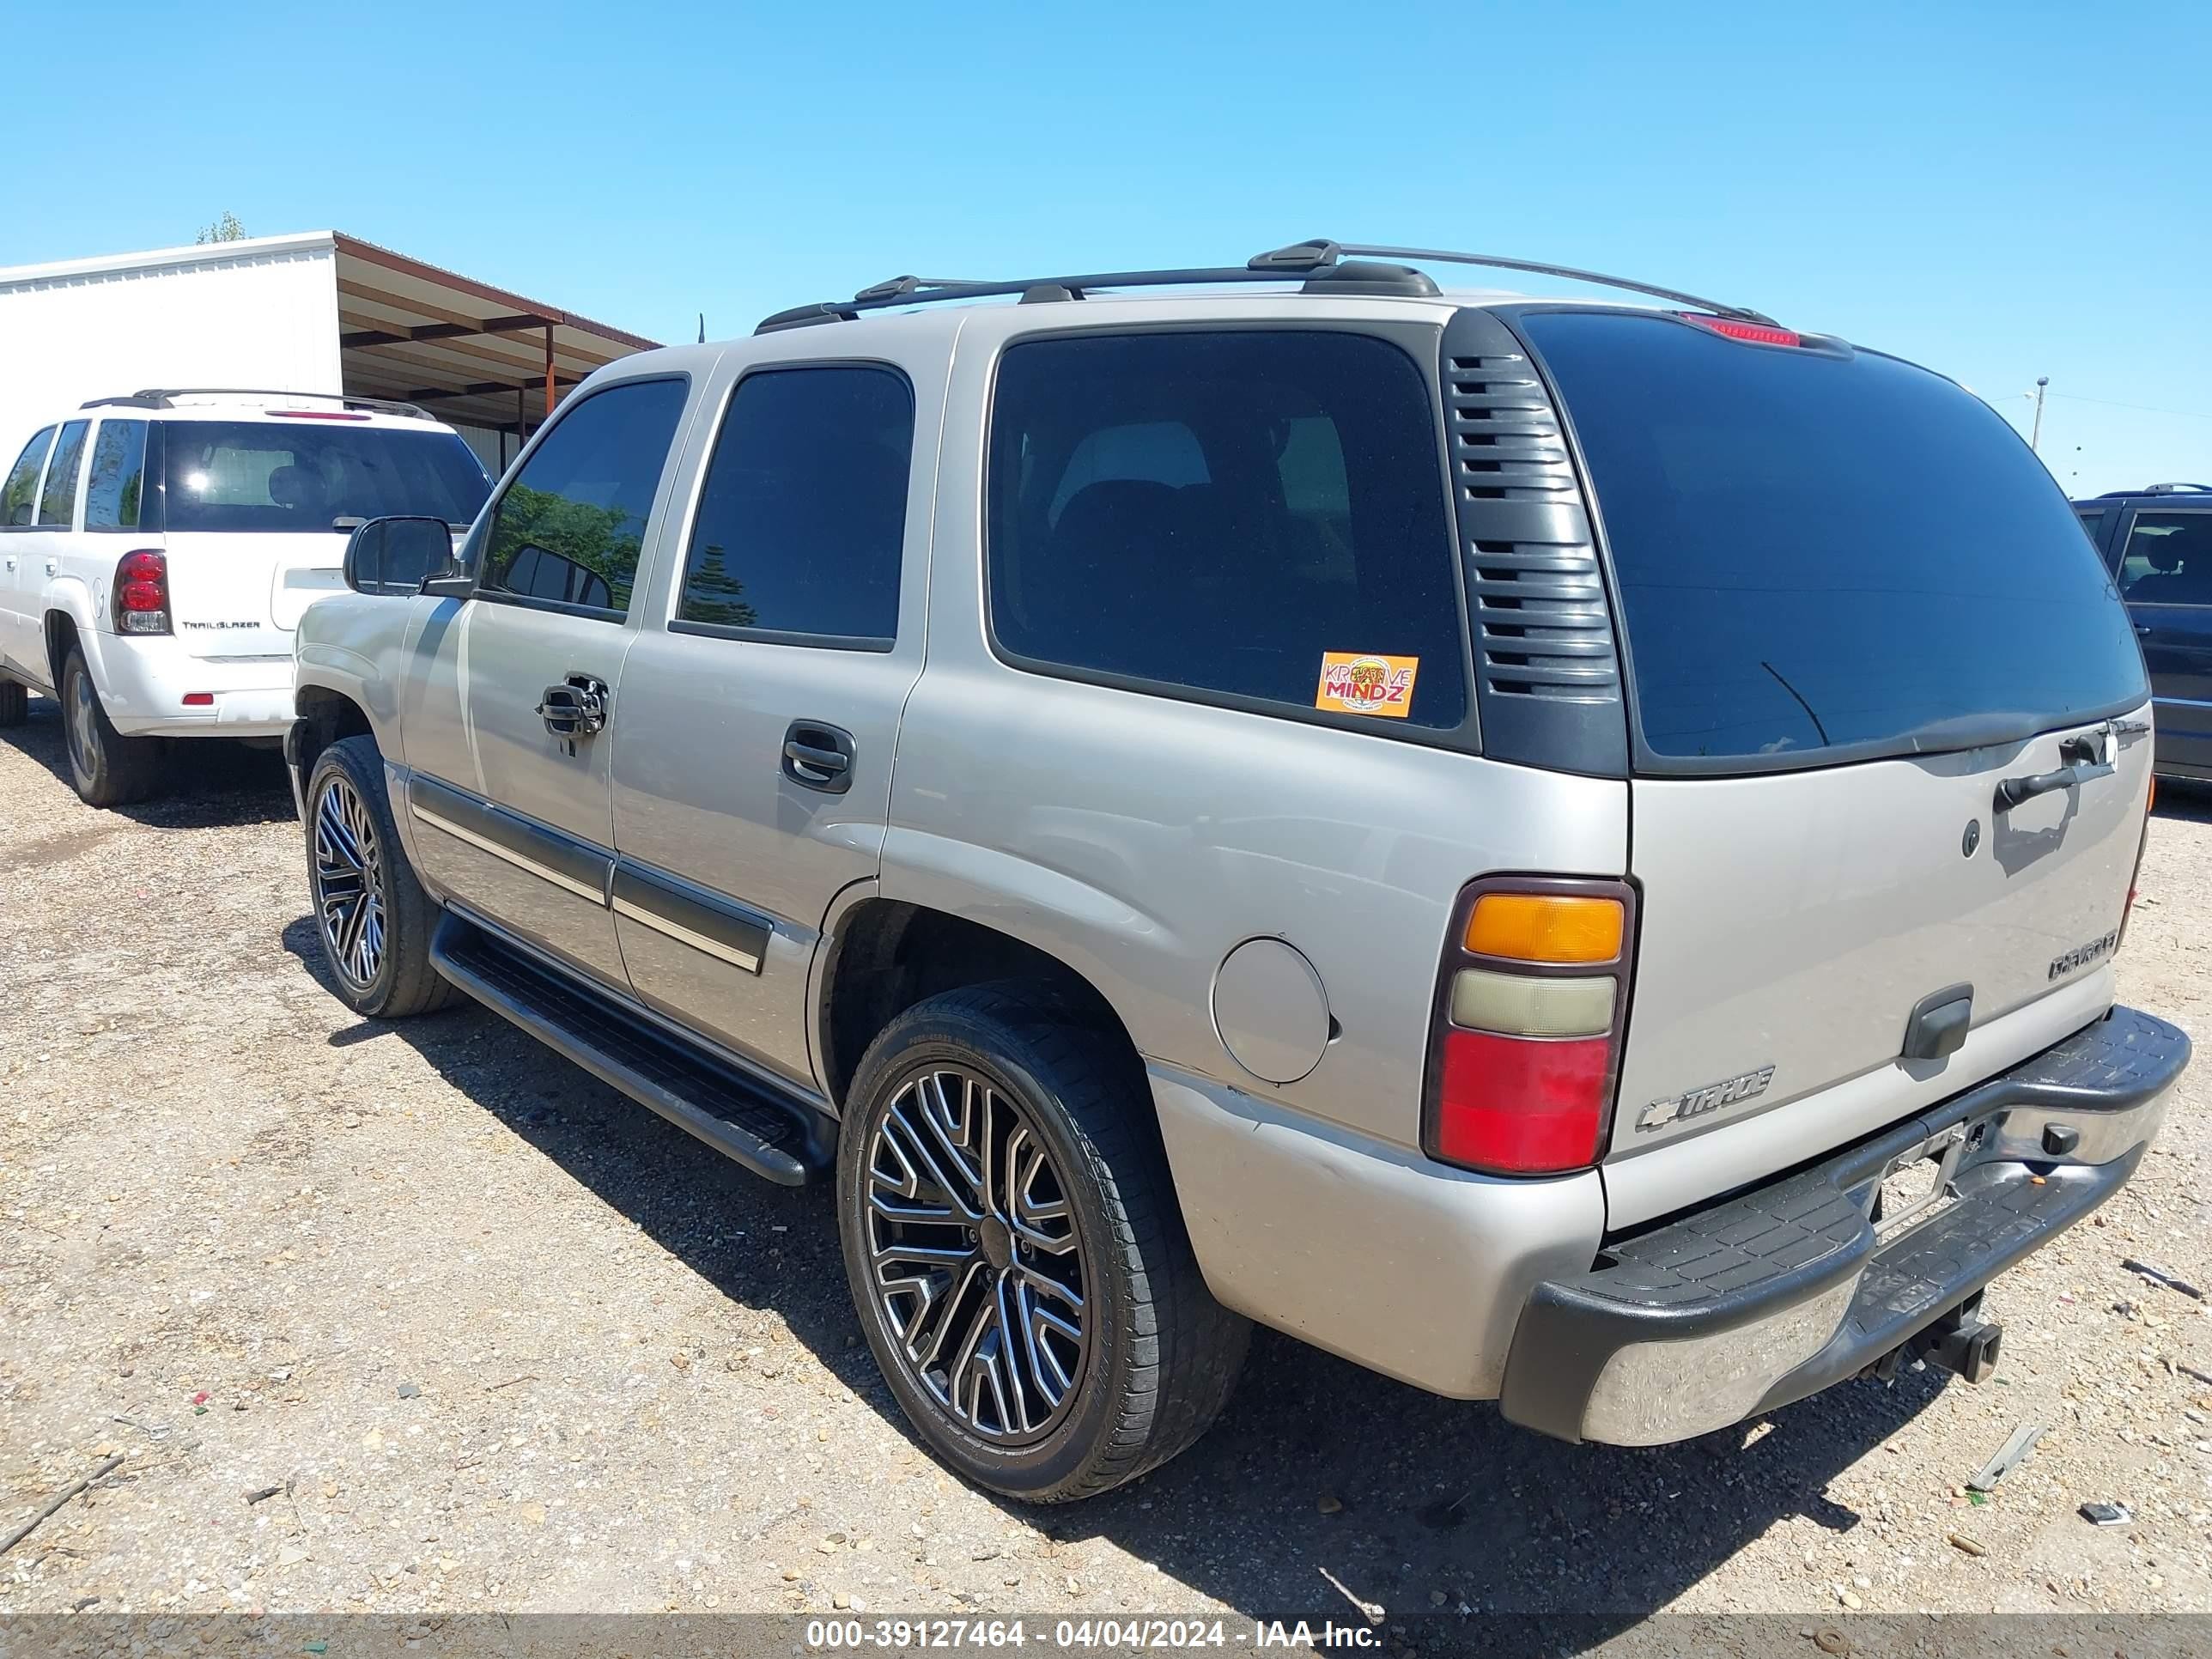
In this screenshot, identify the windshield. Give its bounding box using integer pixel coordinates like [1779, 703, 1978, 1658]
[159, 420, 489, 534]
[1517, 310, 2147, 769]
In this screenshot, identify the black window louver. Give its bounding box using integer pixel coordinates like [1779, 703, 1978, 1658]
[1440, 307, 1627, 775]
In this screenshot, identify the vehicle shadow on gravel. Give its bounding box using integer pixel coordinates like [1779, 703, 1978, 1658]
[2153, 777, 2212, 825]
[2, 693, 296, 828]
[282, 911, 1951, 1639]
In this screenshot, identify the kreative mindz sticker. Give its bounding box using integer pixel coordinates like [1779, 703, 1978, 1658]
[1316, 652, 1419, 719]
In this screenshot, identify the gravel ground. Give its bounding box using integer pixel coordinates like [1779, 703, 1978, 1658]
[4, 697, 2212, 1648]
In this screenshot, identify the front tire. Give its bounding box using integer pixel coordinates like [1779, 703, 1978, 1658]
[60, 648, 166, 806]
[306, 735, 453, 1018]
[837, 984, 1249, 1502]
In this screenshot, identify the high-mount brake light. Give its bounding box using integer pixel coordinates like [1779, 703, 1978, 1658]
[1425, 878, 1637, 1176]
[112, 549, 171, 635]
[1680, 313, 1802, 348]
[271, 410, 372, 421]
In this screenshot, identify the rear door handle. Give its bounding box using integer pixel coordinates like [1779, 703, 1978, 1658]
[782, 720, 855, 793]
[2136, 623, 2154, 636]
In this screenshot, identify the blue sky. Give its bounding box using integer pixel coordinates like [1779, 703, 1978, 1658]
[8, 1, 2208, 494]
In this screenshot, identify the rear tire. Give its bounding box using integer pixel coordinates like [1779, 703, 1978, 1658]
[0, 679, 26, 727]
[306, 734, 453, 1018]
[837, 982, 1249, 1502]
[60, 647, 166, 807]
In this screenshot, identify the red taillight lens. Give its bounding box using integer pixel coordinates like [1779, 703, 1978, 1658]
[113, 549, 171, 635]
[1436, 1030, 1611, 1173]
[1680, 313, 1802, 348]
[1424, 877, 1636, 1176]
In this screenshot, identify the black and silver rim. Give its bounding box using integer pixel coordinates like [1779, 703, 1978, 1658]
[64, 665, 99, 781]
[313, 774, 387, 992]
[865, 1066, 1090, 1444]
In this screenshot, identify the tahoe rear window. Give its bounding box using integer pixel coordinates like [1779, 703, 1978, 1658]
[1517, 311, 2147, 766]
[161, 421, 489, 533]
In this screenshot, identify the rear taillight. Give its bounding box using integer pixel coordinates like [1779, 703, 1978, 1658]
[112, 549, 171, 635]
[1424, 879, 1636, 1176]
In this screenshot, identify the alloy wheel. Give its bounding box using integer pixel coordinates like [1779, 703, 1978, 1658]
[865, 1066, 1090, 1444]
[313, 773, 388, 992]
[65, 665, 99, 782]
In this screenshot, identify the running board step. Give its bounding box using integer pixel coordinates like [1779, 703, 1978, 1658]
[430, 912, 834, 1185]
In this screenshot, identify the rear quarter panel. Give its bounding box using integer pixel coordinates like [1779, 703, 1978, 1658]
[890, 299, 1628, 1151]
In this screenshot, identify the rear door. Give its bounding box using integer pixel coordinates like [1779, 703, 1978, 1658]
[400, 375, 692, 989]
[1513, 310, 2155, 1223]
[609, 353, 935, 1091]
[2111, 506, 2212, 775]
[153, 415, 488, 659]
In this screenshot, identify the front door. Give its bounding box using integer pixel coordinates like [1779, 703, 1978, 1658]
[2112, 506, 2212, 775]
[610, 354, 935, 1091]
[0, 425, 58, 680]
[401, 374, 694, 987]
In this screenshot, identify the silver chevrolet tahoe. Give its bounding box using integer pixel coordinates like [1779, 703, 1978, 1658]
[287, 240, 2189, 1502]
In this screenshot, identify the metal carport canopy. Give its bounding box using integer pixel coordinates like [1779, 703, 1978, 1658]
[332, 233, 659, 435]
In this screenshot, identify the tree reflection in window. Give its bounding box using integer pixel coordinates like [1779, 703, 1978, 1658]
[479, 378, 688, 617]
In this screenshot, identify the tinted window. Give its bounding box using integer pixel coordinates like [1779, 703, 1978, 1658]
[162, 421, 489, 533]
[2075, 507, 2103, 547]
[988, 331, 1466, 729]
[2118, 512, 2212, 605]
[85, 420, 149, 530]
[1519, 311, 2146, 763]
[481, 379, 688, 617]
[676, 367, 914, 644]
[36, 421, 90, 526]
[2, 427, 53, 527]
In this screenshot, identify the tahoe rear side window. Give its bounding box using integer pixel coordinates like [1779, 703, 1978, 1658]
[674, 364, 914, 646]
[161, 422, 489, 533]
[987, 331, 1468, 731]
[1517, 311, 2147, 766]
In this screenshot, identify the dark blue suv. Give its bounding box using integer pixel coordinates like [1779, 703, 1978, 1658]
[2076, 483, 2212, 780]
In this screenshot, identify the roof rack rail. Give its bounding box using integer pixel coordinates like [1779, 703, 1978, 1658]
[2144, 481, 2212, 495]
[78, 387, 436, 421]
[755, 239, 1772, 333]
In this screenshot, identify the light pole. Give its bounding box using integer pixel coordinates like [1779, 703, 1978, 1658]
[2031, 377, 2049, 451]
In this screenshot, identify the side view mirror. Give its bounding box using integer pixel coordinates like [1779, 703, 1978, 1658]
[343, 516, 462, 597]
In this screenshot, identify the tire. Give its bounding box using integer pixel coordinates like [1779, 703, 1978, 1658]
[305, 734, 453, 1018]
[837, 982, 1249, 1502]
[0, 678, 25, 727]
[59, 647, 166, 807]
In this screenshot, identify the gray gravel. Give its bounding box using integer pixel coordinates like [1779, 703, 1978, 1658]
[4, 698, 2211, 1640]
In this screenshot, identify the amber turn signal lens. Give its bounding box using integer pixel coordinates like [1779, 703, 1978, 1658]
[1464, 893, 1624, 964]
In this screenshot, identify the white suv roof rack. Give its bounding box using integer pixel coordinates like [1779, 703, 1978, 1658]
[78, 387, 437, 421]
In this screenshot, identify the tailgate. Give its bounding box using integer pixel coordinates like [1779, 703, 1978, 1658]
[1618, 718, 2150, 1180]
[161, 530, 345, 657]
[1505, 308, 2156, 1219]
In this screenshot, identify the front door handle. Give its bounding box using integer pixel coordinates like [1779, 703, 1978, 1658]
[2136, 623, 2154, 636]
[782, 720, 855, 793]
[537, 675, 611, 740]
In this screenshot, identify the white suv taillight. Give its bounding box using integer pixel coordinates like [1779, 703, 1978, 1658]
[1422, 878, 1638, 1176]
[112, 549, 171, 635]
